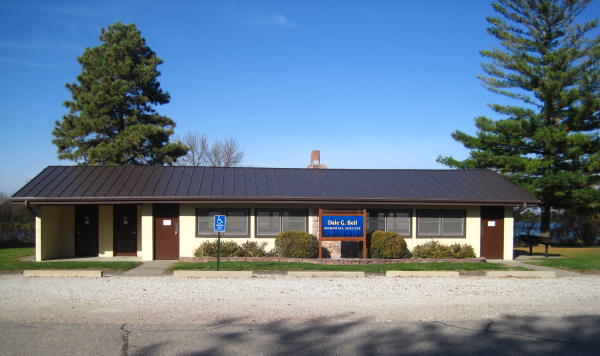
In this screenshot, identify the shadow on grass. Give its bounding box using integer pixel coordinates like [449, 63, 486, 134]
[513, 249, 562, 258]
[129, 314, 600, 356]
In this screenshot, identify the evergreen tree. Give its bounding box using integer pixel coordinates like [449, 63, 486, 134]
[438, 0, 599, 237]
[53, 22, 187, 165]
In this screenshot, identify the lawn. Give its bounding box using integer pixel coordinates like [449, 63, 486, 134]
[171, 261, 515, 273]
[515, 246, 600, 272]
[0, 247, 141, 271]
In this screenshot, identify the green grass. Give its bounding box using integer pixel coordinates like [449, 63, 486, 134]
[519, 246, 600, 272]
[171, 261, 513, 273]
[0, 247, 140, 271]
[529, 258, 600, 272]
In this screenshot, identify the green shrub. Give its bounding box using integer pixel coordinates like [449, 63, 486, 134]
[369, 230, 409, 259]
[239, 241, 269, 257]
[193, 240, 242, 257]
[412, 240, 476, 259]
[274, 231, 318, 258]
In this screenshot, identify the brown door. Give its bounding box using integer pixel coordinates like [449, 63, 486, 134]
[481, 206, 504, 259]
[75, 205, 99, 257]
[154, 204, 179, 260]
[114, 205, 137, 256]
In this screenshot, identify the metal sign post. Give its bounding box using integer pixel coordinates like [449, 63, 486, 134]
[214, 215, 226, 271]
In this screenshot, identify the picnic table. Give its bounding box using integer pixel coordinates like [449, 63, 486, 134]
[518, 234, 557, 257]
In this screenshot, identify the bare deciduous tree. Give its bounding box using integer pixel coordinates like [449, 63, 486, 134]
[207, 137, 244, 167]
[175, 132, 209, 166]
[176, 132, 243, 167]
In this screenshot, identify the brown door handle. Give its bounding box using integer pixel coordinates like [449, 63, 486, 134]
[175, 222, 179, 236]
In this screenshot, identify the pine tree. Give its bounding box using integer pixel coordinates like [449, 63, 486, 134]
[53, 22, 187, 165]
[438, 0, 599, 237]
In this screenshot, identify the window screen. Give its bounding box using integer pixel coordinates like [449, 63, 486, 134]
[226, 209, 249, 236]
[441, 210, 464, 236]
[368, 210, 411, 236]
[197, 209, 223, 235]
[256, 209, 307, 236]
[256, 209, 281, 236]
[282, 209, 306, 231]
[417, 210, 465, 237]
[196, 208, 249, 237]
[368, 211, 386, 233]
[386, 211, 411, 235]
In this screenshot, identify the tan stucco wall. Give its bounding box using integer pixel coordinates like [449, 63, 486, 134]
[60, 206, 74, 257]
[98, 205, 113, 257]
[140, 204, 153, 261]
[177, 204, 484, 258]
[36, 206, 75, 261]
[504, 206, 514, 260]
[179, 205, 276, 258]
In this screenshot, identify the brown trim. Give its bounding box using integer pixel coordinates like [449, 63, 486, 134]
[416, 209, 467, 238]
[195, 208, 250, 238]
[11, 196, 541, 206]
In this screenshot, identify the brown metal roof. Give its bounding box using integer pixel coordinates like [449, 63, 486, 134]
[11, 166, 540, 206]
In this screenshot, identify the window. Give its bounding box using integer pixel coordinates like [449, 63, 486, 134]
[368, 210, 411, 236]
[256, 209, 307, 236]
[196, 208, 249, 237]
[417, 210, 465, 237]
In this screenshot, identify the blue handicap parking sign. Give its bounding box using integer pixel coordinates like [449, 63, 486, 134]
[214, 215, 226, 232]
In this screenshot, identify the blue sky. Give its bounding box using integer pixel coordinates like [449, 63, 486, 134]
[1, 0, 598, 194]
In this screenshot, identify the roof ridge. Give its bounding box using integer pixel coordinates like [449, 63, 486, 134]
[44, 165, 492, 172]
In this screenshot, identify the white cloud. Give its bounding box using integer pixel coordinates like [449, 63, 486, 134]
[264, 14, 295, 28]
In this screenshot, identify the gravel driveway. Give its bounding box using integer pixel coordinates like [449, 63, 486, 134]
[1, 275, 599, 324]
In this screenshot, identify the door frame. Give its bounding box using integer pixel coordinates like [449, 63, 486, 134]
[74, 205, 99, 257]
[153, 204, 180, 260]
[480, 206, 504, 259]
[113, 204, 138, 256]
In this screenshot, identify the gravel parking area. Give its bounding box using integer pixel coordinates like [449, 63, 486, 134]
[1, 275, 599, 325]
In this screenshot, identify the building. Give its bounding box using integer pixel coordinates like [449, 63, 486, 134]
[11, 165, 539, 261]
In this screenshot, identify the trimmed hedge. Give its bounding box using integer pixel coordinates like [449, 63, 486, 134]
[274, 231, 318, 258]
[369, 230, 410, 259]
[412, 240, 476, 259]
[193, 240, 270, 257]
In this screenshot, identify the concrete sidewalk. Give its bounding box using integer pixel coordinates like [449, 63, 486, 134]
[121, 260, 176, 277]
[489, 258, 582, 277]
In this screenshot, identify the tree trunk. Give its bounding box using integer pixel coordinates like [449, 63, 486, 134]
[540, 204, 551, 238]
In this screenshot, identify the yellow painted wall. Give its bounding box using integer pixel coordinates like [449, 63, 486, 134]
[36, 206, 75, 261]
[503, 206, 514, 260]
[179, 205, 277, 258]
[98, 205, 113, 257]
[385, 206, 481, 256]
[60, 206, 75, 257]
[140, 204, 154, 261]
[177, 204, 487, 258]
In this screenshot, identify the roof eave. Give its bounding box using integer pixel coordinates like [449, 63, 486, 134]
[10, 196, 541, 206]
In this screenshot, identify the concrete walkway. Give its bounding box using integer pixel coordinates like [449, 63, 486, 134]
[121, 260, 176, 277]
[489, 258, 582, 277]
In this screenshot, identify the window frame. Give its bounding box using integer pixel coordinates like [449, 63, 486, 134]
[195, 208, 251, 238]
[367, 209, 412, 237]
[255, 208, 308, 237]
[416, 209, 466, 238]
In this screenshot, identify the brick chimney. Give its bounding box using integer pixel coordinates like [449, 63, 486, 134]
[307, 150, 327, 169]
